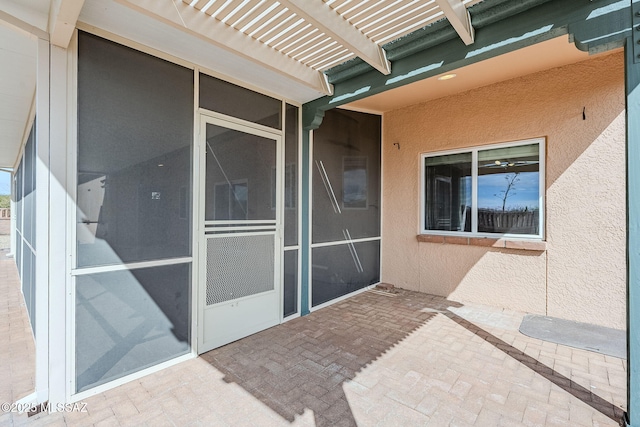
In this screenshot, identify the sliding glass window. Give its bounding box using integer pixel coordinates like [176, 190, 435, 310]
[422, 139, 543, 238]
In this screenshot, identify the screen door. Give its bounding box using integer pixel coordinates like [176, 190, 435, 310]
[198, 116, 282, 353]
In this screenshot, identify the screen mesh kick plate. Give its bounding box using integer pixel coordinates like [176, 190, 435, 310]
[206, 234, 275, 305]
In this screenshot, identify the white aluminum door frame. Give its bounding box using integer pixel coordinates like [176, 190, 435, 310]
[197, 112, 284, 354]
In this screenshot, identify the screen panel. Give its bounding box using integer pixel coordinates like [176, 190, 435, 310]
[200, 73, 281, 130]
[75, 263, 191, 392]
[312, 240, 380, 307]
[284, 104, 299, 247]
[283, 250, 298, 317]
[205, 125, 276, 222]
[77, 31, 193, 268]
[312, 109, 381, 244]
[205, 235, 275, 305]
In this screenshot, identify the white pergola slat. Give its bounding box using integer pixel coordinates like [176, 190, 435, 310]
[278, 0, 391, 74]
[119, 0, 334, 95]
[168, 0, 478, 92]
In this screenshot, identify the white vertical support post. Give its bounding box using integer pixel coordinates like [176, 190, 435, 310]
[48, 41, 69, 406]
[9, 191, 15, 257]
[34, 37, 50, 404]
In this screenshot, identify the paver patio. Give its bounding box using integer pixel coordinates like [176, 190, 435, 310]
[0, 255, 627, 426]
[0, 219, 10, 250]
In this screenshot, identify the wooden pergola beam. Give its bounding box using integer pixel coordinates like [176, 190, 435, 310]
[279, 0, 391, 75]
[49, 0, 85, 48]
[434, 0, 474, 45]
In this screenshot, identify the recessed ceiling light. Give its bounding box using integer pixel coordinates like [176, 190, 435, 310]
[437, 73, 457, 81]
[158, 164, 164, 167]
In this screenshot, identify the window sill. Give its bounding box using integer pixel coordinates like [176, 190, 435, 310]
[416, 234, 546, 251]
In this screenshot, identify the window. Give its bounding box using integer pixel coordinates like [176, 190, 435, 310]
[343, 156, 368, 209]
[214, 180, 248, 220]
[422, 138, 544, 238]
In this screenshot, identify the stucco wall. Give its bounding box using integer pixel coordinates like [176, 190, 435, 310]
[381, 51, 626, 330]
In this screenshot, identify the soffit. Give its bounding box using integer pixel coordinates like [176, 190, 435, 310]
[0, 19, 37, 168]
[342, 36, 595, 113]
[0, 0, 50, 31]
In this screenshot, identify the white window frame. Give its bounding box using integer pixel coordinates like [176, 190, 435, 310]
[420, 137, 545, 240]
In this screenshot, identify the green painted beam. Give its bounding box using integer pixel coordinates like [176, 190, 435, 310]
[325, 0, 554, 84]
[300, 129, 310, 316]
[626, 33, 640, 427]
[303, 0, 631, 130]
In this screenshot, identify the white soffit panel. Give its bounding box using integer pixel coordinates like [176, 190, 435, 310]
[118, 0, 334, 95]
[79, 0, 327, 102]
[0, 20, 37, 167]
[0, 0, 50, 32]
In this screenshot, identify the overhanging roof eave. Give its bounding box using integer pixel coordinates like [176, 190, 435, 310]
[324, 0, 557, 85]
[305, 0, 631, 129]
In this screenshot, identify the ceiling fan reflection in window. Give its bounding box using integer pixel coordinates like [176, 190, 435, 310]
[481, 159, 539, 168]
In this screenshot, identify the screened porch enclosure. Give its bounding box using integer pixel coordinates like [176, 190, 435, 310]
[71, 29, 383, 395]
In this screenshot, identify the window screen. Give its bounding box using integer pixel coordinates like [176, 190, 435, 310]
[200, 73, 281, 129]
[77, 32, 193, 267]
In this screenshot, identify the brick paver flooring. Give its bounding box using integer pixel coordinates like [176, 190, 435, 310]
[0, 219, 10, 250]
[0, 257, 627, 426]
[0, 255, 35, 417]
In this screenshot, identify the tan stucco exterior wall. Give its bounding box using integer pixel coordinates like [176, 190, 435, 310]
[381, 51, 626, 330]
